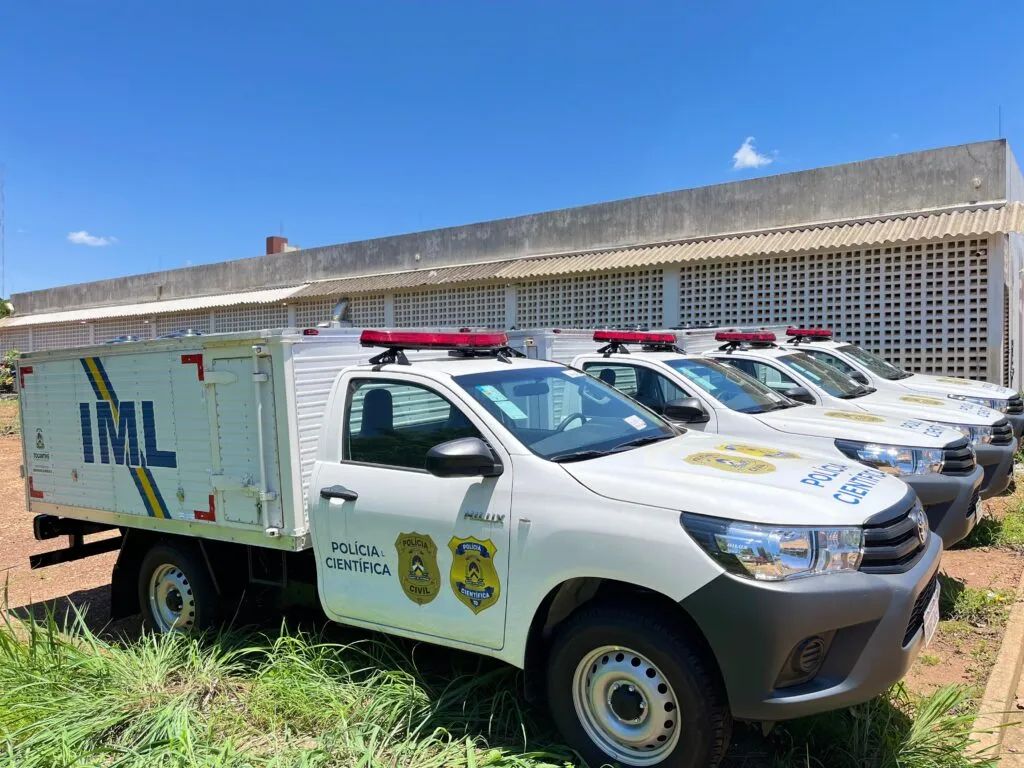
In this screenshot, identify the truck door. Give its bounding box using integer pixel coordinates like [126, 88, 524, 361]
[309, 373, 513, 651]
[207, 355, 277, 527]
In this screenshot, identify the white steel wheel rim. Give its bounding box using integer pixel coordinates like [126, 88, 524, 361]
[571, 645, 682, 765]
[148, 564, 196, 632]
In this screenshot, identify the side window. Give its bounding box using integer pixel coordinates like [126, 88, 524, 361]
[800, 348, 857, 376]
[345, 379, 482, 470]
[581, 363, 640, 397]
[582, 363, 690, 414]
[725, 359, 798, 393]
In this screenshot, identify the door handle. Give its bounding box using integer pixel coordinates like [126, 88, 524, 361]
[320, 485, 358, 502]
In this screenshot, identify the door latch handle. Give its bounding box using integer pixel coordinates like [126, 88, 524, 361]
[320, 485, 358, 502]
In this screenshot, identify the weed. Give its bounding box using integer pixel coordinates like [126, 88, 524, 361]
[0, 607, 1003, 768]
[948, 586, 1013, 627]
[751, 684, 996, 768]
[919, 654, 941, 667]
[954, 501, 1024, 552]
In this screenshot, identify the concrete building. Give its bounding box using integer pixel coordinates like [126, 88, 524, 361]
[5, 140, 1024, 384]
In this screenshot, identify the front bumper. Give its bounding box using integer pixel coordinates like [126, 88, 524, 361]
[680, 533, 942, 722]
[905, 465, 983, 548]
[977, 440, 1017, 498]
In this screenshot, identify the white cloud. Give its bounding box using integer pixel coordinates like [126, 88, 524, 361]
[732, 136, 774, 170]
[67, 230, 117, 247]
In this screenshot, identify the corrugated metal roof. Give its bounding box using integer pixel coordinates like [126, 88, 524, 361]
[289, 203, 1024, 294]
[496, 202, 1024, 279]
[0, 285, 308, 328]
[289, 262, 507, 298]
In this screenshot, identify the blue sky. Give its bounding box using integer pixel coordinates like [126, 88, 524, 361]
[1, 1, 1022, 297]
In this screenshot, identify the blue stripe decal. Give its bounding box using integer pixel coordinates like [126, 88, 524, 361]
[92, 357, 119, 412]
[80, 358, 105, 401]
[129, 467, 158, 517]
[142, 467, 171, 518]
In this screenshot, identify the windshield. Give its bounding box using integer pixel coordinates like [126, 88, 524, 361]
[454, 365, 676, 462]
[836, 344, 912, 380]
[777, 352, 868, 398]
[663, 357, 792, 414]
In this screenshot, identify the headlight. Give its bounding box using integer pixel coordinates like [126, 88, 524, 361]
[834, 439, 944, 475]
[936, 423, 993, 446]
[680, 513, 863, 581]
[947, 394, 1009, 413]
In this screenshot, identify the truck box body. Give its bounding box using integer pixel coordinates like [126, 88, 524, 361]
[19, 328, 438, 551]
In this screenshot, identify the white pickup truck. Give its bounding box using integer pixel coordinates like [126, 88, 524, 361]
[685, 330, 1017, 502]
[774, 327, 1024, 440]
[507, 329, 983, 547]
[19, 328, 941, 768]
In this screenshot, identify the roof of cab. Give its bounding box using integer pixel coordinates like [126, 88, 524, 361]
[347, 355, 566, 378]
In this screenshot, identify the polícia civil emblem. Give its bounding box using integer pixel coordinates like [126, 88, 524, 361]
[395, 532, 440, 605]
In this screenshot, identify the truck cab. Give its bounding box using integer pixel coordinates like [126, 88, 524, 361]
[778, 327, 1024, 439]
[700, 331, 1017, 500]
[303, 330, 944, 767]
[565, 330, 983, 548]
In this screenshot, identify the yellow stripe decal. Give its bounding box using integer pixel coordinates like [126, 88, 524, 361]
[133, 467, 168, 519]
[85, 357, 118, 421]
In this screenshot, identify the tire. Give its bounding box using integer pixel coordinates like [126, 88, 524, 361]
[546, 603, 731, 768]
[137, 541, 221, 633]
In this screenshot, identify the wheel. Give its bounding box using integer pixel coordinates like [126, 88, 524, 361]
[546, 604, 731, 768]
[137, 542, 220, 633]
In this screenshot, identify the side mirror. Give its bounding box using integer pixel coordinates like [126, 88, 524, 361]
[781, 386, 815, 405]
[662, 397, 709, 423]
[850, 371, 869, 385]
[425, 437, 503, 478]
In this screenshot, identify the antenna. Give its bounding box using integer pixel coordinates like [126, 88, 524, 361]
[0, 163, 5, 299]
[999, 105, 1003, 138]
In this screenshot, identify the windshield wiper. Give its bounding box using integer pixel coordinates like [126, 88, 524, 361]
[609, 434, 674, 452]
[549, 450, 612, 463]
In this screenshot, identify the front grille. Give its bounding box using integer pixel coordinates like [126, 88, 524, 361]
[1007, 395, 1023, 415]
[941, 438, 976, 475]
[903, 573, 938, 647]
[860, 502, 927, 575]
[992, 419, 1014, 446]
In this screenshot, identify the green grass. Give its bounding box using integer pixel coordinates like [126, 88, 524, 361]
[937, 574, 1013, 626]
[954, 502, 1024, 552]
[0, 397, 19, 436]
[0, 608, 1002, 768]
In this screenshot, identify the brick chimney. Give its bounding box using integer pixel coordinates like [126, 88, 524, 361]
[266, 236, 288, 255]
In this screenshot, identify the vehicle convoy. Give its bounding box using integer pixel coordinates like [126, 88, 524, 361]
[506, 329, 983, 547]
[18, 328, 942, 768]
[682, 330, 1017, 501]
[773, 327, 1024, 439]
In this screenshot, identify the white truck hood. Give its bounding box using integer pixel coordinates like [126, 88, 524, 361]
[754, 405, 965, 447]
[560, 431, 910, 527]
[895, 374, 1017, 401]
[854, 390, 1001, 426]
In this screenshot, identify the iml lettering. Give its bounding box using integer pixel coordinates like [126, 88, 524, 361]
[79, 401, 177, 468]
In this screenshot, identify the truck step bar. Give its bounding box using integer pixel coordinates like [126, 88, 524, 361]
[30, 514, 122, 570]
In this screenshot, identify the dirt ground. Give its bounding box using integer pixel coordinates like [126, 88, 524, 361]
[0, 435, 123, 630]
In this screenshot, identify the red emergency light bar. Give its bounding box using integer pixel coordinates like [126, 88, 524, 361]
[714, 331, 777, 343]
[359, 330, 509, 349]
[786, 327, 832, 339]
[593, 330, 678, 345]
